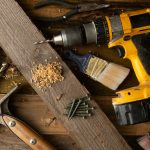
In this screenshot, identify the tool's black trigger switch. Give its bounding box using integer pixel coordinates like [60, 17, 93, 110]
[116, 46, 125, 58]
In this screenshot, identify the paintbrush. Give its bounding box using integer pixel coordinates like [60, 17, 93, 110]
[64, 51, 130, 90]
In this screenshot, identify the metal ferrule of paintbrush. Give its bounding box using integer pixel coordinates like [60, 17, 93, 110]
[64, 51, 130, 90]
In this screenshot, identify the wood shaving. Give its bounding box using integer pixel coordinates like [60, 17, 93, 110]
[31, 62, 64, 88]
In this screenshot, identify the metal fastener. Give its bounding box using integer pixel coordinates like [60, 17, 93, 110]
[77, 107, 94, 111]
[68, 99, 76, 119]
[30, 138, 37, 145]
[9, 121, 16, 127]
[74, 110, 89, 114]
[69, 100, 86, 105]
[65, 103, 87, 109]
[75, 113, 92, 117]
[69, 99, 82, 119]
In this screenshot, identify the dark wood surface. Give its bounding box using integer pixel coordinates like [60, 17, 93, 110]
[0, 0, 131, 150]
[0, 94, 149, 136]
[0, 0, 149, 149]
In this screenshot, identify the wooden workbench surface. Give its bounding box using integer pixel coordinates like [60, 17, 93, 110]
[0, 0, 149, 149]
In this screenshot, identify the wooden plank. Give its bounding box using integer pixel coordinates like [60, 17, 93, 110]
[0, 0, 130, 149]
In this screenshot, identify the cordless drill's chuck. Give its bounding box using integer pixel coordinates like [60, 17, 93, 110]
[52, 17, 109, 47]
[34, 18, 109, 47]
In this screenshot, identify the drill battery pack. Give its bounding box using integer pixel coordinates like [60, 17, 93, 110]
[114, 98, 150, 125]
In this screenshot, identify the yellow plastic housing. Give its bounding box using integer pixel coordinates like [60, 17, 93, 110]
[107, 9, 150, 105]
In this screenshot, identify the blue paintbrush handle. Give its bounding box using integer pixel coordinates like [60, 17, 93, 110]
[64, 51, 92, 72]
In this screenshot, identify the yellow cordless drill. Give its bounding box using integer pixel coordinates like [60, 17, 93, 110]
[108, 9, 150, 125]
[39, 8, 150, 125]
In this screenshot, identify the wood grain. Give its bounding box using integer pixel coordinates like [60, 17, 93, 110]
[0, 0, 131, 149]
[3, 115, 56, 150]
[0, 129, 79, 150]
[8, 94, 150, 136]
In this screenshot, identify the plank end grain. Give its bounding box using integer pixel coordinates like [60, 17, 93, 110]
[0, 0, 131, 149]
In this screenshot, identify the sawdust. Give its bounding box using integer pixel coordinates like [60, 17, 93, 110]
[31, 62, 64, 88]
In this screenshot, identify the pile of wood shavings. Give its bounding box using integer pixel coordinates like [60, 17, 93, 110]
[31, 62, 64, 88]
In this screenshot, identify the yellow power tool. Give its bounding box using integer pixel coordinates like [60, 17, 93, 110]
[37, 8, 150, 125]
[108, 9, 150, 125]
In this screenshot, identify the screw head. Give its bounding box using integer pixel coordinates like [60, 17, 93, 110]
[30, 139, 37, 145]
[9, 121, 16, 127]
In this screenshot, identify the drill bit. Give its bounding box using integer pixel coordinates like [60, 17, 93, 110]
[34, 39, 53, 45]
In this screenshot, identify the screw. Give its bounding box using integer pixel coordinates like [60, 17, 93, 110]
[77, 107, 94, 111]
[9, 121, 16, 127]
[75, 113, 92, 117]
[65, 103, 87, 109]
[74, 110, 89, 114]
[65, 104, 89, 110]
[30, 139, 37, 145]
[82, 96, 91, 101]
[67, 99, 76, 119]
[67, 110, 89, 114]
[69, 101, 86, 105]
[64, 113, 92, 117]
[69, 99, 82, 120]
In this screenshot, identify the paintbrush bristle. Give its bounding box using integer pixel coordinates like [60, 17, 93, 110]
[97, 63, 130, 90]
[85, 56, 130, 90]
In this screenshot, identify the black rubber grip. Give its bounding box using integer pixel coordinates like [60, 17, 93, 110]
[132, 33, 150, 75]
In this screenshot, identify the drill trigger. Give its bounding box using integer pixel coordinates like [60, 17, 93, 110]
[115, 46, 125, 58]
